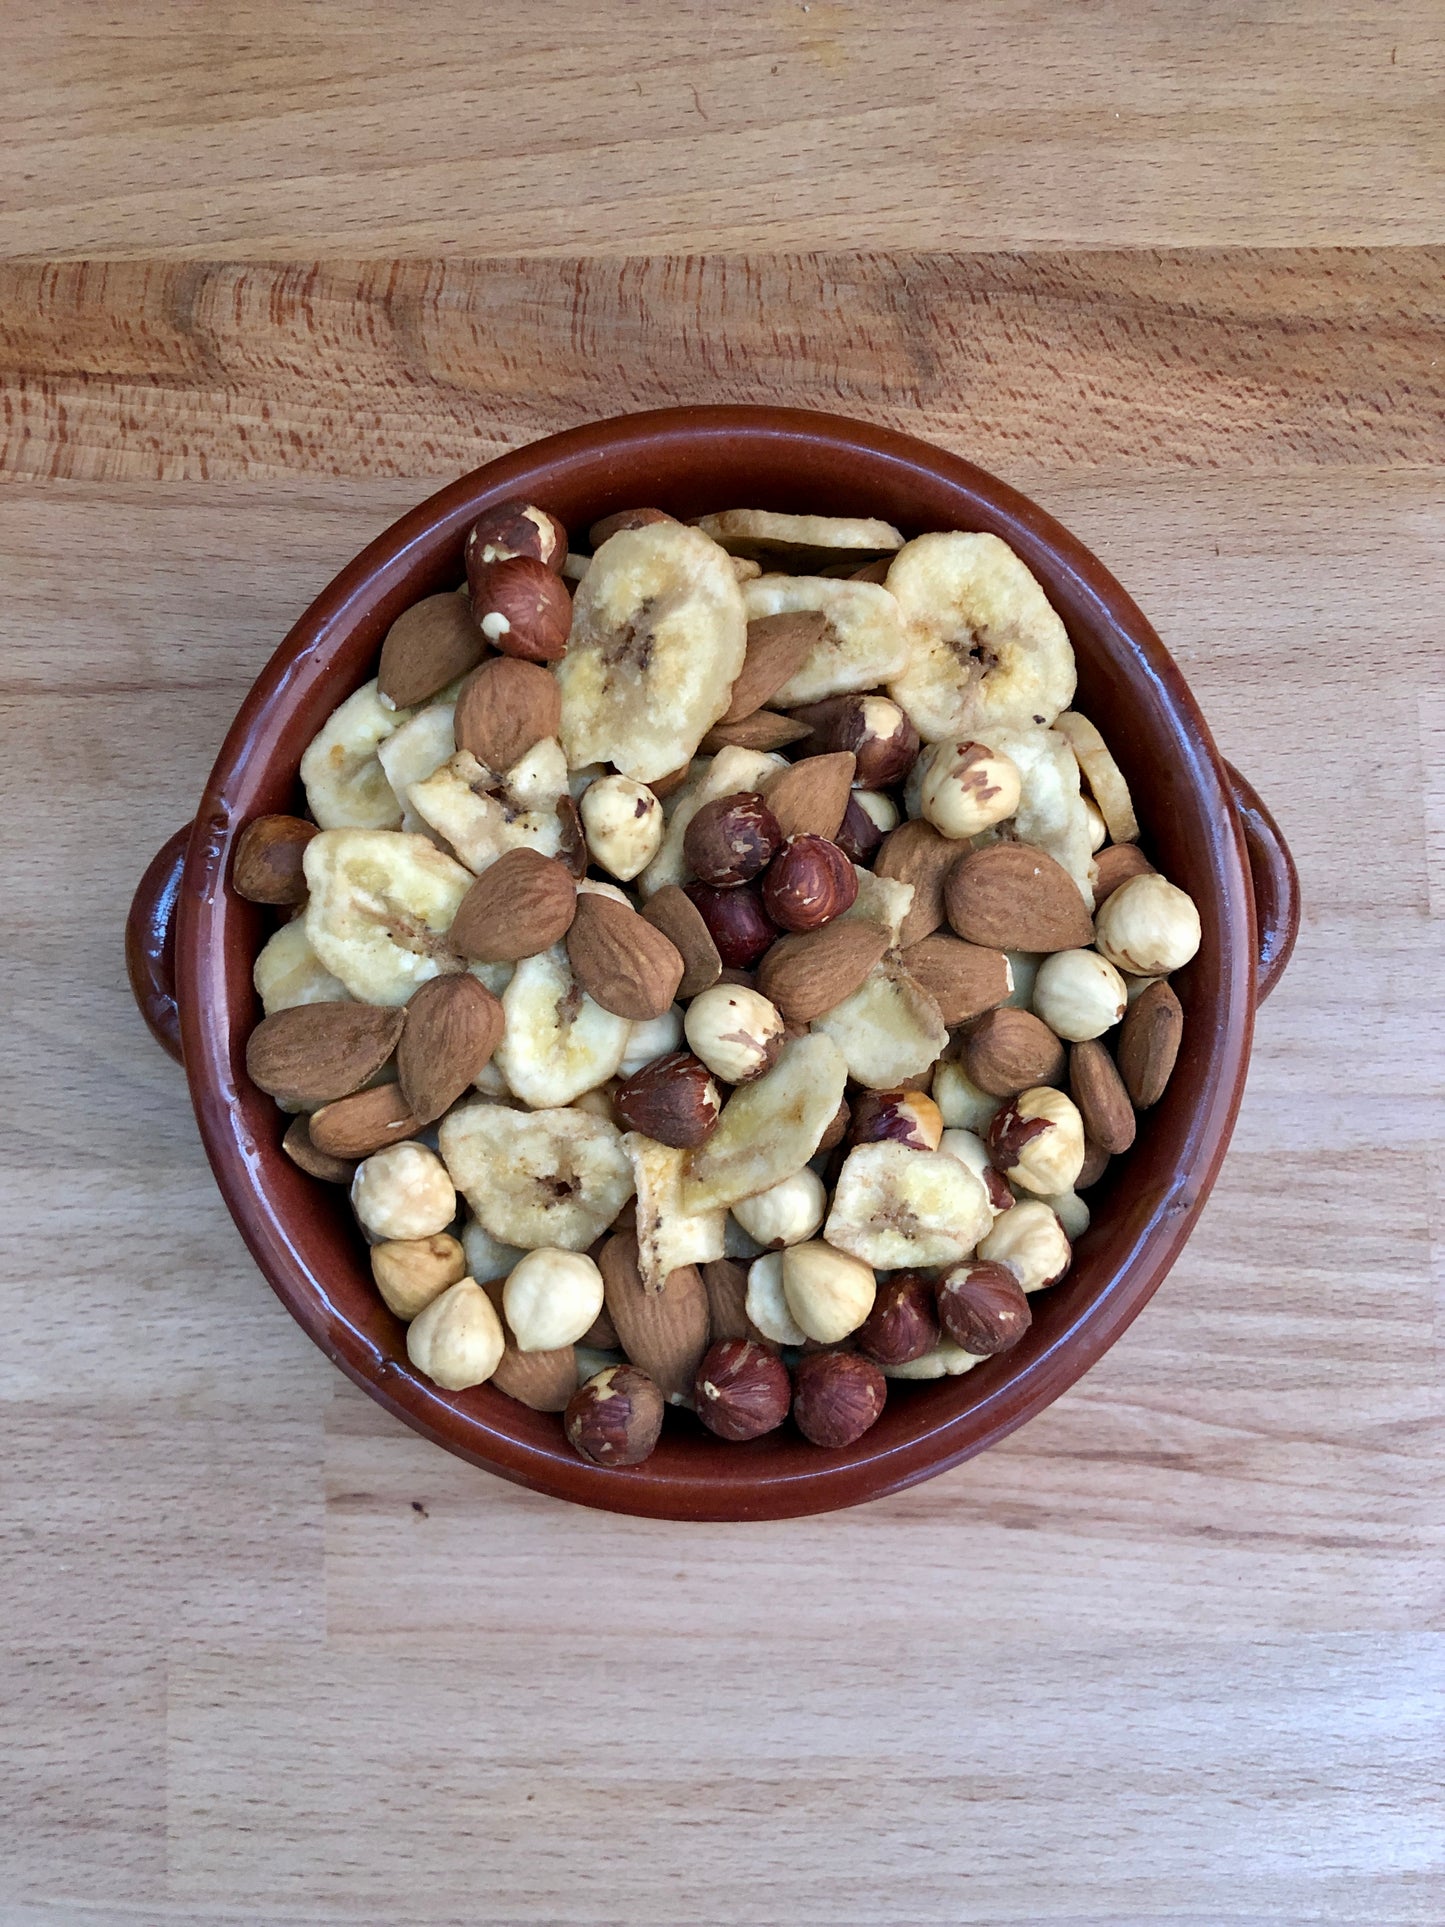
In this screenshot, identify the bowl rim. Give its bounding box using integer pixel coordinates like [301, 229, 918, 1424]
[176, 405, 1256, 1521]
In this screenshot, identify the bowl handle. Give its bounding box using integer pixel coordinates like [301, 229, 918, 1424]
[1224, 764, 1299, 1003]
[126, 824, 192, 1063]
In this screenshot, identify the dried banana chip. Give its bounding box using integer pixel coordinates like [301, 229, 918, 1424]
[303, 828, 471, 1005]
[253, 917, 351, 1015]
[301, 679, 414, 829]
[625, 1133, 728, 1292]
[406, 740, 569, 875]
[740, 575, 910, 705]
[1053, 710, 1139, 844]
[696, 510, 904, 571]
[494, 944, 633, 1109]
[986, 724, 1096, 909]
[812, 957, 949, 1090]
[377, 698, 457, 832]
[439, 1101, 633, 1252]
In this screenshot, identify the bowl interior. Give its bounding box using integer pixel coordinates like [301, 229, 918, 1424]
[179, 408, 1254, 1520]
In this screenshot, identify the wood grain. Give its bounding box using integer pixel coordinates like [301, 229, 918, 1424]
[1, 252, 1442, 1923]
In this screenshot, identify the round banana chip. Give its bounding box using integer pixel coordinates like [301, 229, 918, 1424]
[1052, 710, 1139, 844]
[494, 945, 632, 1108]
[741, 575, 909, 706]
[376, 699, 457, 833]
[985, 724, 1096, 910]
[405, 741, 569, 875]
[300, 679, 414, 829]
[438, 1101, 633, 1252]
[824, 1142, 992, 1270]
[558, 523, 747, 783]
[695, 510, 904, 571]
[303, 829, 472, 1005]
[252, 917, 351, 1016]
[887, 533, 1075, 742]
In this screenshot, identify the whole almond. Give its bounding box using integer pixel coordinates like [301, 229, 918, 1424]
[900, 933, 1012, 1025]
[701, 1258, 751, 1342]
[963, 1007, 1066, 1097]
[281, 1113, 357, 1184]
[580, 1300, 621, 1350]
[700, 711, 812, 754]
[308, 1082, 419, 1157]
[756, 918, 890, 1024]
[945, 843, 1095, 953]
[1077, 1136, 1111, 1190]
[480, 1279, 576, 1411]
[1116, 979, 1184, 1108]
[449, 848, 577, 963]
[1094, 842, 1156, 904]
[875, 819, 959, 947]
[566, 892, 684, 1020]
[246, 1003, 405, 1107]
[453, 656, 560, 773]
[641, 885, 722, 999]
[721, 611, 829, 723]
[377, 592, 485, 708]
[397, 974, 505, 1123]
[600, 1231, 711, 1390]
[763, 751, 857, 840]
[233, 815, 317, 905]
[1068, 1038, 1136, 1154]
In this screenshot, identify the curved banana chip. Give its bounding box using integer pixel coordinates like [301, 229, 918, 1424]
[812, 957, 949, 1090]
[825, 1142, 992, 1270]
[377, 698, 457, 833]
[252, 917, 351, 1015]
[986, 724, 1096, 909]
[1052, 710, 1139, 844]
[406, 739, 569, 875]
[494, 944, 632, 1108]
[439, 1101, 633, 1252]
[696, 509, 903, 571]
[300, 679, 414, 829]
[303, 829, 471, 1005]
[741, 574, 909, 705]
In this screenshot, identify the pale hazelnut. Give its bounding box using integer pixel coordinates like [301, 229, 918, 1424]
[731, 1167, 827, 1249]
[1032, 948, 1129, 1041]
[1093, 873, 1201, 977]
[745, 1252, 808, 1346]
[683, 983, 786, 1083]
[617, 1006, 684, 1077]
[978, 1199, 1072, 1292]
[405, 1278, 505, 1390]
[880, 1340, 982, 1380]
[565, 1363, 664, 1465]
[780, 1240, 877, 1345]
[987, 1085, 1086, 1195]
[935, 1259, 1031, 1356]
[683, 882, 776, 968]
[580, 774, 665, 881]
[502, 1248, 605, 1352]
[470, 555, 572, 663]
[351, 1141, 457, 1241]
[851, 1088, 944, 1153]
[613, 1051, 721, 1149]
[932, 1056, 1003, 1134]
[693, 1338, 791, 1441]
[1039, 1188, 1091, 1239]
[855, 1272, 940, 1365]
[792, 1350, 887, 1448]
[371, 1232, 467, 1319]
[938, 1128, 1014, 1214]
[919, 740, 1022, 839]
[1082, 795, 1108, 852]
[684, 791, 783, 886]
[461, 1217, 526, 1284]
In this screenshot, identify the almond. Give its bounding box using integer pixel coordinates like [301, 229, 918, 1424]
[721, 612, 829, 723]
[281, 1113, 357, 1184]
[233, 814, 317, 906]
[641, 885, 722, 999]
[566, 892, 685, 1020]
[453, 656, 560, 773]
[899, 933, 1012, 1025]
[1094, 842, 1155, 904]
[1077, 1136, 1111, 1190]
[1068, 1038, 1136, 1154]
[945, 843, 1094, 953]
[963, 1007, 1066, 1097]
[245, 1002, 405, 1107]
[599, 1230, 710, 1397]
[1116, 979, 1183, 1109]
[756, 918, 890, 1024]
[762, 751, 856, 840]
[699, 711, 811, 754]
[448, 848, 577, 963]
[377, 592, 485, 708]
[874, 819, 959, 947]
[397, 974, 505, 1124]
[480, 1279, 576, 1411]
[701, 1258, 751, 1341]
[308, 1082, 419, 1157]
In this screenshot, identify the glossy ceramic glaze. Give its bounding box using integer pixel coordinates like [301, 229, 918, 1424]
[133, 408, 1299, 1521]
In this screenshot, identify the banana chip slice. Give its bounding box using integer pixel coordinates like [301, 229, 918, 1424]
[680, 1034, 848, 1214]
[439, 1101, 633, 1252]
[825, 1143, 992, 1270]
[625, 1132, 728, 1292]
[406, 740, 569, 875]
[303, 829, 471, 1005]
[696, 510, 904, 571]
[1053, 710, 1139, 844]
[494, 944, 633, 1108]
[740, 575, 910, 705]
[301, 679, 414, 829]
[377, 698, 457, 832]
[887, 533, 1075, 741]
[812, 957, 949, 1090]
[986, 724, 1096, 909]
[558, 523, 747, 783]
[253, 917, 351, 1015]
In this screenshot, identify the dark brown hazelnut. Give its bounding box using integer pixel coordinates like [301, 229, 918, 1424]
[565, 1364, 665, 1466]
[792, 1350, 887, 1449]
[761, 834, 858, 932]
[684, 881, 776, 967]
[233, 814, 317, 906]
[693, 1339, 791, 1442]
[613, 1051, 721, 1149]
[855, 1273, 940, 1366]
[800, 694, 919, 788]
[936, 1260, 1032, 1356]
[464, 498, 568, 576]
[470, 555, 572, 663]
[683, 791, 782, 886]
[850, 1088, 945, 1152]
[817, 1094, 852, 1152]
[835, 790, 887, 864]
[588, 507, 677, 547]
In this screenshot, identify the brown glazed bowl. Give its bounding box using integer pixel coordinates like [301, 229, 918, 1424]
[127, 408, 1299, 1521]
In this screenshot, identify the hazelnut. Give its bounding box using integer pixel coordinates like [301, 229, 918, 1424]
[918, 740, 1022, 839]
[683, 983, 786, 1083]
[233, 814, 317, 905]
[1093, 873, 1201, 977]
[580, 774, 665, 881]
[461, 1217, 526, 1284]
[618, 1005, 685, 1077]
[502, 1248, 605, 1352]
[1082, 795, 1108, 852]
[1044, 1188, 1091, 1240]
[938, 1127, 1014, 1214]
[693, 1339, 792, 1441]
[469, 555, 572, 663]
[780, 1240, 877, 1345]
[588, 506, 677, 547]
[684, 882, 776, 968]
[613, 1051, 721, 1149]
[1032, 948, 1129, 1042]
[744, 1252, 808, 1346]
[834, 788, 896, 863]
[565, 1363, 665, 1466]
[792, 1350, 887, 1448]
[851, 1087, 945, 1153]
[761, 834, 858, 932]
[817, 1094, 852, 1151]
[731, 1167, 827, 1250]
[931, 1057, 1002, 1134]
[978, 1199, 1072, 1292]
[987, 1086, 1086, 1195]
[464, 499, 568, 574]
[683, 791, 783, 886]
[816, 694, 919, 787]
[405, 1278, 505, 1390]
[350, 1142, 457, 1242]
[855, 1272, 940, 1365]
[936, 1260, 1032, 1356]
[371, 1232, 467, 1320]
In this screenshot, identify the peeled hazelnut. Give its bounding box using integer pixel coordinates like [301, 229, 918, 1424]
[683, 983, 786, 1084]
[1082, 795, 1108, 852]
[938, 1127, 1014, 1214]
[987, 1086, 1086, 1195]
[919, 740, 1022, 839]
[351, 1142, 456, 1242]
[693, 1338, 791, 1441]
[565, 1363, 665, 1466]
[978, 1198, 1072, 1292]
[855, 1272, 940, 1365]
[792, 1350, 887, 1448]
[684, 791, 783, 886]
[371, 1232, 468, 1320]
[1093, 873, 1201, 977]
[613, 1051, 721, 1149]
[835, 788, 896, 863]
[469, 555, 572, 663]
[617, 1006, 685, 1077]
[851, 1088, 945, 1153]
[684, 882, 776, 968]
[502, 1248, 605, 1352]
[405, 1278, 505, 1390]
[761, 834, 858, 932]
[810, 694, 920, 787]
[781, 1240, 877, 1345]
[1032, 948, 1129, 1042]
[932, 1056, 1003, 1134]
[1044, 1188, 1091, 1240]
[580, 774, 665, 881]
[745, 1252, 808, 1346]
[731, 1167, 827, 1249]
[465, 499, 568, 574]
[233, 814, 318, 905]
[936, 1259, 1031, 1356]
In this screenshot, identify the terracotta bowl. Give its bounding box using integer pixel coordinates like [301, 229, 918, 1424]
[127, 407, 1298, 1521]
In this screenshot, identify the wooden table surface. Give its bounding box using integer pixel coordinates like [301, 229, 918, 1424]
[2, 11, 1443, 1923]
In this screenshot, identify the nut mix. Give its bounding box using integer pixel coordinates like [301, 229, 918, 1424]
[237, 494, 1202, 1469]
